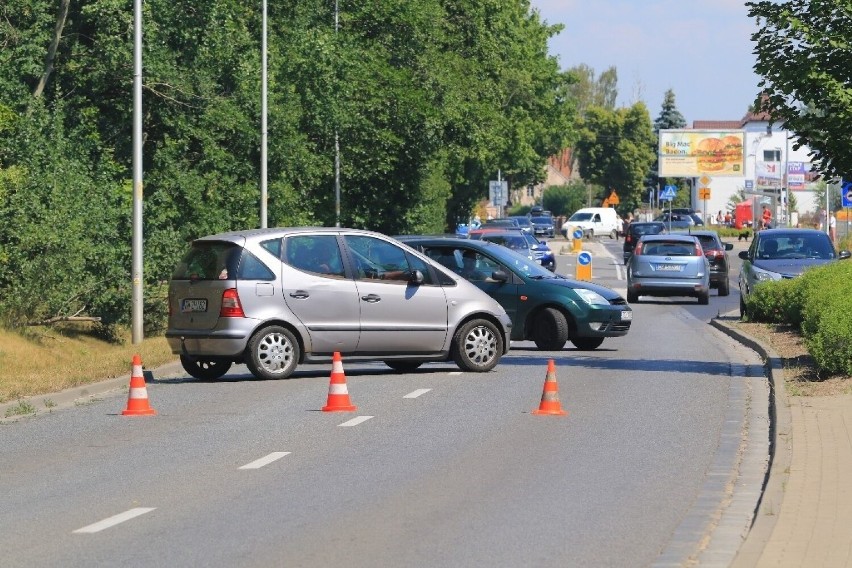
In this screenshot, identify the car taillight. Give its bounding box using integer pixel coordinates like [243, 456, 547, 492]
[694, 243, 703, 256]
[626, 235, 633, 244]
[634, 242, 643, 255]
[220, 288, 245, 317]
[704, 249, 723, 259]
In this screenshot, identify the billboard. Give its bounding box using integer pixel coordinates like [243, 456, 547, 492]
[786, 161, 819, 191]
[658, 130, 745, 177]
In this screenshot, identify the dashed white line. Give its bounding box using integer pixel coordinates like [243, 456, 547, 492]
[238, 451, 291, 470]
[404, 388, 431, 399]
[339, 416, 374, 427]
[448, 371, 463, 376]
[73, 507, 156, 534]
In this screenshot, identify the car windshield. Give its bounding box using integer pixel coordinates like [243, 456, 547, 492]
[569, 212, 593, 222]
[480, 234, 529, 251]
[172, 241, 243, 280]
[484, 244, 556, 278]
[760, 233, 836, 259]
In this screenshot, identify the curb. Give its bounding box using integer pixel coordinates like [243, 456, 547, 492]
[710, 316, 793, 567]
[0, 359, 185, 423]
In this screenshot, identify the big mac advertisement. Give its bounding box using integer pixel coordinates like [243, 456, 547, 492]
[658, 130, 745, 177]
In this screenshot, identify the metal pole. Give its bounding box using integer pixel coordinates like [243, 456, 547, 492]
[783, 131, 789, 227]
[260, 0, 268, 228]
[497, 169, 503, 218]
[131, 0, 144, 344]
[334, 0, 341, 227]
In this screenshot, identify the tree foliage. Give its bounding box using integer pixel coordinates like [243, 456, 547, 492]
[0, 0, 575, 335]
[748, 1, 852, 179]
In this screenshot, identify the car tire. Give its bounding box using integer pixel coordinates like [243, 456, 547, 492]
[532, 307, 569, 350]
[627, 289, 639, 303]
[718, 279, 730, 296]
[180, 355, 232, 380]
[698, 291, 710, 305]
[610, 229, 618, 239]
[571, 337, 605, 350]
[246, 325, 300, 380]
[451, 319, 503, 372]
[384, 360, 423, 372]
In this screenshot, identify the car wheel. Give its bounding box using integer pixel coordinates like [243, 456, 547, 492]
[384, 360, 423, 372]
[698, 291, 710, 305]
[180, 355, 231, 380]
[246, 325, 300, 380]
[610, 229, 617, 239]
[627, 289, 639, 303]
[532, 307, 569, 350]
[571, 337, 605, 350]
[451, 319, 503, 372]
[718, 279, 730, 296]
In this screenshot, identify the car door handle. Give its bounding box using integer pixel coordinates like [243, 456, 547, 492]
[361, 294, 381, 303]
[289, 290, 310, 299]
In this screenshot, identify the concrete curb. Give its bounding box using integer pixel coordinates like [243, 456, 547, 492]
[0, 359, 185, 423]
[710, 316, 793, 567]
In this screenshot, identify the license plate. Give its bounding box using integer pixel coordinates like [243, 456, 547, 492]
[621, 310, 632, 321]
[181, 298, 208, 313]
[654, 264, 683, 272]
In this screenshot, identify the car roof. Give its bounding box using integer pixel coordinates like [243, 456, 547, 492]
[195, 226, 376, 243]
[638, 233, 698, 243]
[395, 236, 504, 251]
[756, 228, 827, 237]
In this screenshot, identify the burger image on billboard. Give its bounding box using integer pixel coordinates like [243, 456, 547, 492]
[721, 135, 743, 160]
[696, 137, 725, 172]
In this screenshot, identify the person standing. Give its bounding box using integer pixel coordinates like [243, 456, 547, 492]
[829, 211, 837, 244]
[761, 204, 773, 230]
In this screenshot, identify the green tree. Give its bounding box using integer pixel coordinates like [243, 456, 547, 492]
[648, 89, 688, 210]
[541, 181, 587, 217]
[748, 1, 852, 179]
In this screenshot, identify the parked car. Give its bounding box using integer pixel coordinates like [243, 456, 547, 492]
[397, 236, 632, 350]
[622, 221, 667, 264]
[507, 215, 532, 232]
[655, 211, 704, 230]
[737, 228, 851, 317]
[467, 229, 536, 261]
[167, 228, 512, 380]
[689, 230, 734, 296]
[469, 228, 556, 271]
[481, 218, 520, 230]
[529, 215, 556, 238]
[626, 233, 711, 304]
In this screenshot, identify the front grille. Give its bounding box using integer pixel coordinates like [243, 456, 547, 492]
[601, 321, 631, 333]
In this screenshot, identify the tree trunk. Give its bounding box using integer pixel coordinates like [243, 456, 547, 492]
[33, 0, 71, 98]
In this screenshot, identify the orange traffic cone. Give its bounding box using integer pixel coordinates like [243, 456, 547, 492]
[532, 359, 567, 416]
[121, 354, 157, 416]
[322, 352, 357, 412]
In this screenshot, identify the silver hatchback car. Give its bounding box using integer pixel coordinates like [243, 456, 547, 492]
[167, 228, 512, 380]
[626, 234, 711, 304]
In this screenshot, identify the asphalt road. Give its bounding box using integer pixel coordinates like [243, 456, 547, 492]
[0, 238, 769, 567]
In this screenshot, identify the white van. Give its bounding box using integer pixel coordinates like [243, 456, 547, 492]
[562, 207, 621, 239]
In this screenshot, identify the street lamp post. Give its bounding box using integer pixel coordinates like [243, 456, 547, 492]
[334, 0, 340, 227]
[260, 0, 268, 229]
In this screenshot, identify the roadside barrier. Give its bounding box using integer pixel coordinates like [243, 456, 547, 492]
[121, 354, 157, 416]
[322, 352, 357, 412]
[532, 359, 567, 416]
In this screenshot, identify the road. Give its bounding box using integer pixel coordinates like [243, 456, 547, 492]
[0, 237, 769, 567]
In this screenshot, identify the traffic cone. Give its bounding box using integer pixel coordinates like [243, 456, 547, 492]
[322, 352, 357, 412]
[121, 354, 157, 416]
[532, 359, 567, 416]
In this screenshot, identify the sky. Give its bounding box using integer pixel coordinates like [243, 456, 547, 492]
[529, 0, 763, 125]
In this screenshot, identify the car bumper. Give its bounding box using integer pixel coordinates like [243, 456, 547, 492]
[166, 321, 255, 357]
[628, 278, 709, 297]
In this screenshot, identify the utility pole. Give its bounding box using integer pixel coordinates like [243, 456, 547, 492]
[131, 0, 143, 344]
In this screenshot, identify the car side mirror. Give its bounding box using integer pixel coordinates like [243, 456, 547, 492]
[490, 270, 509, 283]
[409, 270, 425, 284]
[738, 250, 749, 260]
[724, 243, 734, 251]
[838, 250, 852, 260]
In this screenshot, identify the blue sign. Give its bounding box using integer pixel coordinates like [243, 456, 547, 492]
[577, 251, 592, 266]
[572, 228, 584, 240]
[660, 185, 677, 201]
[842, 179, 852, 208]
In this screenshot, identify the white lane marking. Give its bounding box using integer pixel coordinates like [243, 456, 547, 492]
[238, 451, 291, 470]
[448, 371, 463, 376]
[339, 416, 374, 427]
[73, 507, 156, 534]
[404, 389, 431, 399]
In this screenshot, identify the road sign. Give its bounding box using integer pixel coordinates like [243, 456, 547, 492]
[488, 180, 508, 206]
[660, 185, 677, 201]
[745, 180, 754, 191]
[575, 251, 592, 281]
[699, 187, 711, 200]
[842, 180, 852, 208]
[572, 228, 584, 240]
[699, 175, 711, 186]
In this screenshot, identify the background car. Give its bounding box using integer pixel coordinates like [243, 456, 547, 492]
[508, 216, 534, 233]
[689, 230, 734, 296]
[398, 236, 632, 350]
[529, 215, 556, 238]
[481, 218, 520, 230]
[167, 228, 511, 380]
[626, 233, 711, 304]
[622, 221, 667, 263]
[469, 228, 555, 271]
[655, 211, 704, 230]
[737, 228, 851, 317]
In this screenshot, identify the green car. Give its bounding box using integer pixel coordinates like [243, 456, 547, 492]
[397, 236, 632, 350]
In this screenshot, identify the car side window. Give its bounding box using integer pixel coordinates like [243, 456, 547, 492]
[345, 235, 412, 283]
[284, 235, 346, 278]
[237, 250, 275, 280]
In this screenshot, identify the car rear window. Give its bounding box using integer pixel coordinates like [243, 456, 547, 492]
[641, 240, 699, 256]
[695, 235, 719, 250]
[172, 242, 274, 281]
[631, 224, 664, 236]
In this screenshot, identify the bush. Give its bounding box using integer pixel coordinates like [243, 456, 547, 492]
[745, 277, 802, 324]
[798, 261, 852, 374]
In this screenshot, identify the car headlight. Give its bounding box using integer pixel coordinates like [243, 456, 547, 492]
[753, 266, 782, 282]
[575, 289, 609, 305]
